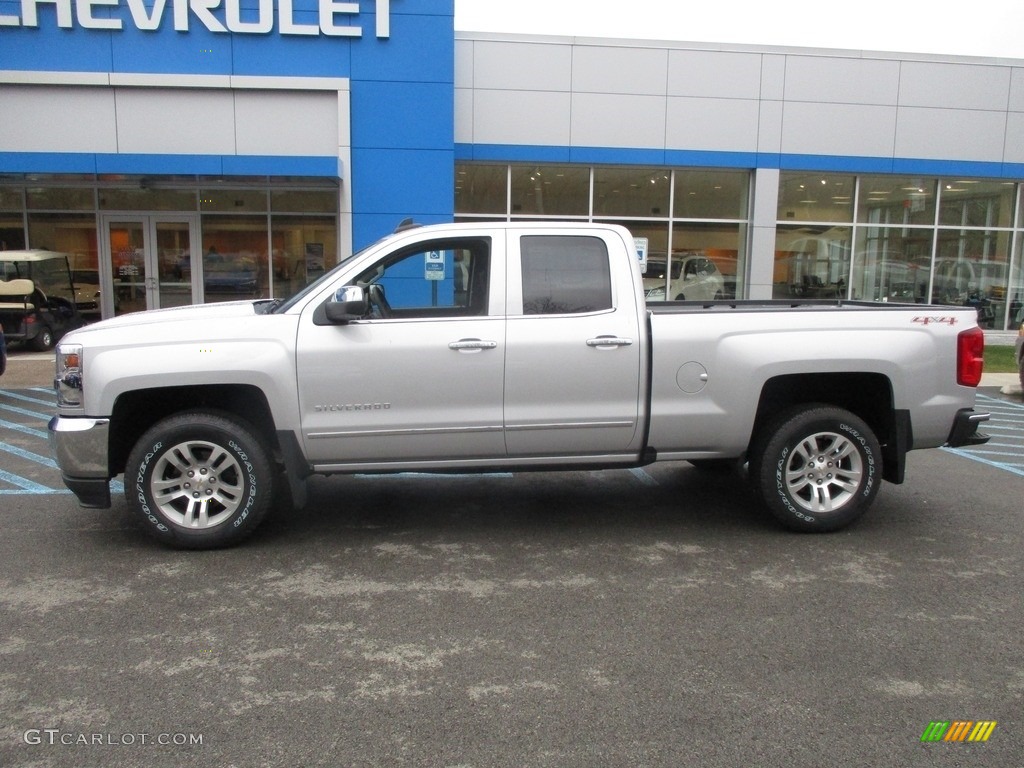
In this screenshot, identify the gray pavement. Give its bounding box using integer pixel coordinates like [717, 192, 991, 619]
[1, 359, 1022, 767]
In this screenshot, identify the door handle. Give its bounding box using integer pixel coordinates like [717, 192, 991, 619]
[586, 336, 633, 348]
[448, 339, 498, 352]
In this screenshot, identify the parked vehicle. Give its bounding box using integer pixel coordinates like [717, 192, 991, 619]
[49, 222, 990, 549]
[71, 269, 105, 318]
[0, 250, 84, 350]
[202, 253, 261, 297]
[643, 255, 725, 301]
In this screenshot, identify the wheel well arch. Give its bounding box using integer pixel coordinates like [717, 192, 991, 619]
[108, 384, 278, 477]
[751, 372, 905, 483]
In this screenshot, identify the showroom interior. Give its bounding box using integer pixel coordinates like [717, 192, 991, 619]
[1, 1, 1022, 329]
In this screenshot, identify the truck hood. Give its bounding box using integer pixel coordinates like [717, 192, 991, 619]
[61, 301, 262, 342]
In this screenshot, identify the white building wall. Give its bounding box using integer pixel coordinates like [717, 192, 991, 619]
[456, 33, 1023, 167]
[0, 75, 345, 159]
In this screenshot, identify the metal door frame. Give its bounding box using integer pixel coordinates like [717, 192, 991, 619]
[99, 213, 200, 317]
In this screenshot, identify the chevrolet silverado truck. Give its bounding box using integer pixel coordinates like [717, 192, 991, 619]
[48, 222, 991, 548]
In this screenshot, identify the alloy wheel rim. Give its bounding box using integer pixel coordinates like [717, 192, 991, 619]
[151, 440, 245, 528]
[784, 431, 863, 513]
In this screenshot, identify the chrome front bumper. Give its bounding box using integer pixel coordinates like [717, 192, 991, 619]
[48, 416, 112, 508]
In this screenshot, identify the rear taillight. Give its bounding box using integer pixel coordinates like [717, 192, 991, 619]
[956, 327, 985, 387]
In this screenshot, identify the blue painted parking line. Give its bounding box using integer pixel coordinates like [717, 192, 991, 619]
[0, 468, 66, 494]
[944, 394, 1024, 478]
[0, 401, 52, 421]
[0, 387, 68, 495]
[628, 467, 659, 486]
[0, 418, 49, 440]
[0, 440, 59, 468]
[0, 390, 56, 407]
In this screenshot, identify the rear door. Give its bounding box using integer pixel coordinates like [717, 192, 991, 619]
[504, 228, 644, 457]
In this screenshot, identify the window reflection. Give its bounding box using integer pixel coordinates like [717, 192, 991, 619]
[1009, 233, 1024, 329]
[777, 173, 854, 223]
[510, 165, 589, 216]
[939, 180, 1015, 228]
[850, 231, 930, 303]
[1, 214, 27, 250]
[858, 176, 936, 226]
[200, 216, 268, 303]
[455, 164, 508, 215]
[933, 228, 1011, 328]
[670, 222, 744, 300]
[271, 215, 338, 299]
[675, 169, 749, 220]
[773, 226, 851, 300]
[593, 167, 668, 218]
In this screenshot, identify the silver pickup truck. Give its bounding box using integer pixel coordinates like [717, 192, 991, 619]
[49, 222, 990, 548]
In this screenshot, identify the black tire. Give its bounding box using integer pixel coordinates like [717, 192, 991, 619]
[749, 405, 880, 532]
[31, 325, 54, 351]
[125, 410, 274, 549]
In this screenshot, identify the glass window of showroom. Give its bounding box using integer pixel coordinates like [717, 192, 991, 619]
[0, 175, 338, 320]
[775, 172, 1023, 330]
[455, 163, 750, 301]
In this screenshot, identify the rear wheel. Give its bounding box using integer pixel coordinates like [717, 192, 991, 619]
[31, 324, 54, 351]
[125, 410, 274, 549]
[750, 405, 880, 532]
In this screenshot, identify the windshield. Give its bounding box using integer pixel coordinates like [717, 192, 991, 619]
[1, 255, 75, 298]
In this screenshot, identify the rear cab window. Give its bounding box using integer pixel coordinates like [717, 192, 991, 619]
[518, 235, 613, 315]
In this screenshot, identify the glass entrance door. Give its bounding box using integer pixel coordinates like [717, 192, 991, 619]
[102, 216, 197, 317]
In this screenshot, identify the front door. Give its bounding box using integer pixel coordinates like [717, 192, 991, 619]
[296, 233, 506, 467]
[101, 215, 198, 317]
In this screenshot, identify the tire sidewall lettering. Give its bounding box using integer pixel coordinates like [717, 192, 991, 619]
[135, 442, 169, 532]
[774, 446, 815, 522]
[839, 422, 876, 499]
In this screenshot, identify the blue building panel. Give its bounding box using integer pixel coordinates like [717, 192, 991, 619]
[222, 154, 339, 176]
[230, 24, 353, 77]
[95, 153, 227, 175]
[350, 147, 454, 246]
[0, 26, 114, 72]
[352, 211, 451, 250]
[350, 11, 454, 84]
[0, 152, 100, 174]
[351, 81, 454, 150]
[110, 26, 235, 75]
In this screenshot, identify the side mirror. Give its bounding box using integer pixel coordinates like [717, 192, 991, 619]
[324, 285, 368, 323]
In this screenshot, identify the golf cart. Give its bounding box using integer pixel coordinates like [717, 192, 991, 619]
[0, 250, 85, 351]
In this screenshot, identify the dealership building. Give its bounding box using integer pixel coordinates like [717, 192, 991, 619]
[1, 0, 1023, 329]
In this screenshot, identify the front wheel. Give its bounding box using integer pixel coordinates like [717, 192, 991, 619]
[125, 411, 274, 549]
[749, 405, 881, 532]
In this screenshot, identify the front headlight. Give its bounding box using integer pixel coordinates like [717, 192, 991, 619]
[55, 343, 84, 407]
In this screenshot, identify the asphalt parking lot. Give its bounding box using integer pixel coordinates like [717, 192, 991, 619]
[1, 352, 1022, 767]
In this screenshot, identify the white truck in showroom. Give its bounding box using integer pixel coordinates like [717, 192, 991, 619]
[48, 222, 991, 548]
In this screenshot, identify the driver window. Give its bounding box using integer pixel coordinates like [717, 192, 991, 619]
[352, 237, 491, 319]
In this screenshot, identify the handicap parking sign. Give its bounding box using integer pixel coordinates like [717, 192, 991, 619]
[424, 250, 445, 280]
